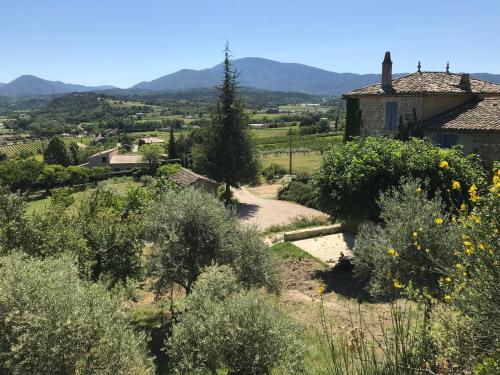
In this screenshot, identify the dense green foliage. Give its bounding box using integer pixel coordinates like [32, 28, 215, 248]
[168, 266, 305, 374]
[353, 179, 460, 298]
[278, 179, 318, 208]
[313, 137, 485, 223]
[344, 98, 361, 140]
[0, 158, 111, 192]
[0, 254, 154, 375]
[0, 187, 147, 285]
[146, 187, 280, 294]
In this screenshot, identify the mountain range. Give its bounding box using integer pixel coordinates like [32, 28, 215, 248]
[0, 75, 115, 97]
[2, 58, 500, 97]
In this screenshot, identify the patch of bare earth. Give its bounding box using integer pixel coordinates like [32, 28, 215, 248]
[277, 256, 391, 333]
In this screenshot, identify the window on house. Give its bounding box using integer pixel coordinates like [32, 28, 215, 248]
[435, 133, 458, 148]
[384, 102, 398, 131]
[101, 156, 107, 163]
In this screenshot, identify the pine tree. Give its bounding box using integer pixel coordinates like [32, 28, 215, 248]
[43, 137, 71, 166]
[168, 123, 178, 159]
[195, 44, 259, 203]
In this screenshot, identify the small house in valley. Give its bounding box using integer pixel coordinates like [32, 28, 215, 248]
[84, 147, 148, 171]
[343, 52, 500, 166]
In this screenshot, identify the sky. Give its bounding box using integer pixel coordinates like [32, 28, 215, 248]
[1, 0, 499, 88]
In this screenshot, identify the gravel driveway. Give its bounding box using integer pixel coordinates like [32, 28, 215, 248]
[234, 187, 328, 229]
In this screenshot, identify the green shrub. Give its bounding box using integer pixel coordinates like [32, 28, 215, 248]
[278, 180, 318, 208]
[352, 179, 461, 299]
[168, 266, 305, 374]
[441, 171, 500, 358]
[146, 188, 281, 294]
[0, 253, 154, 375]
[261, 162, 287, 180]
[312, 137, 485, 223]
[155, 163, 180, 178]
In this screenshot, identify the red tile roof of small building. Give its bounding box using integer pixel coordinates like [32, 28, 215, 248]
[170, 167, 218, 187]
[344, 72, 500, 97]
[424, 98, 500, 132]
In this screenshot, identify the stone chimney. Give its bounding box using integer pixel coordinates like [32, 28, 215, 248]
[382, 51, 393, 91]
[459, 73, 471, 91]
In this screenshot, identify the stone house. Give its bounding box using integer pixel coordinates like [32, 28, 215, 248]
[170, 167, 219, 194]
[85, 147, 148, 171]
[343, 52, 500, 167]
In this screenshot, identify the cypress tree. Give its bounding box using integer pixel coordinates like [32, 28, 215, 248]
[195, 44, 259, 203]
[43, 137, 71, 166]
[168, 123, 177, 159]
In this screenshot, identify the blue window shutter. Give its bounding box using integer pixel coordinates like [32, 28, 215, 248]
[385, 102, 398, 130]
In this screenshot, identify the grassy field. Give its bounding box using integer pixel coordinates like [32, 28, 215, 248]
[27, 178, 141, 213]
[262, 153, 323, 175]
[0, 136, 91, 157]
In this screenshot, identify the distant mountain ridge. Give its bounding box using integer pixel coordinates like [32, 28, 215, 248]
[133, 57, 500, 95]
[2, 58, 500, 97]
[0, 75, 115, 97]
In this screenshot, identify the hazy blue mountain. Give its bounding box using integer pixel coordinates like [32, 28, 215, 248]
[133, 57, 500, 95]
[0, 75, 115, 97]
[0, 83, 5, 87]
[133, 57, 405, 95]
[3, 59, 500, 97]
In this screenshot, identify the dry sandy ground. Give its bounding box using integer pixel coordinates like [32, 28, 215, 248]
[234, 187, 328, 229]
[292, 232, 355, 265]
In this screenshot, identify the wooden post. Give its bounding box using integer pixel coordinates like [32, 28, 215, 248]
[288, 127, 292, 175]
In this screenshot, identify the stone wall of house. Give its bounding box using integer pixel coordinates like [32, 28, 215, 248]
[426, 130, 500, 168]
[359, 96, 424, 136]
[423, 95, 473, 119]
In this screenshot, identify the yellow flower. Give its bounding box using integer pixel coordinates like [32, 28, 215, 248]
[387, 248, 399, 257]
[445, 277, 452, 283]
[463, 241, 472, 246]
[444, 294, 452, 302]
[456, 263, 464, 270]
[439, 160, 449, 169]
[435, 218, 444, 225]
[317, 282, 326, 295]
[451, 216, 457, 223]
[412, 231, 418, 238]
[460, 203, 467, 212]
[451, 180, 461, 190]
[465, 247, 473, 255]
[468, 184, 480, 202]
[479, 243, 486, 250]
[470, 215, 480, 224]
[393, 280, 404, 289]
[416, 187, 422, 193]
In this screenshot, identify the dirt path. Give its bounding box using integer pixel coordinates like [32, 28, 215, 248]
[292, 232, 355, 265]
[234, 187, 328, 229]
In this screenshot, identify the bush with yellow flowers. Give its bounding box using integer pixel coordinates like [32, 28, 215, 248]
[439, 167, 500, 365]
[353, 178, 462, 299]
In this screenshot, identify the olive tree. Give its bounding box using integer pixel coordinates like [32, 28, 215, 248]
[146, 187, 280, 294]
[168, 266, 305, 374]
[0, 253, 154, 375]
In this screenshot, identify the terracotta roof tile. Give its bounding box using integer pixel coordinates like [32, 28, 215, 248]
[424, 98, 500, 132]
[344, 72, 500, 97]
[170, 168, 218, 187]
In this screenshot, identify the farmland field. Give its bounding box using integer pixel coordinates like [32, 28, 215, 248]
[0, 136, 91, 157]
[262, 153, 323, 175]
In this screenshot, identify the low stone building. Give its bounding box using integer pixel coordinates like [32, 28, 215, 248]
[170, 167, 219, 194]
[139, 136, 165, 144]
[343, 52, 500, 166]
[85, 147, 148, 171]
